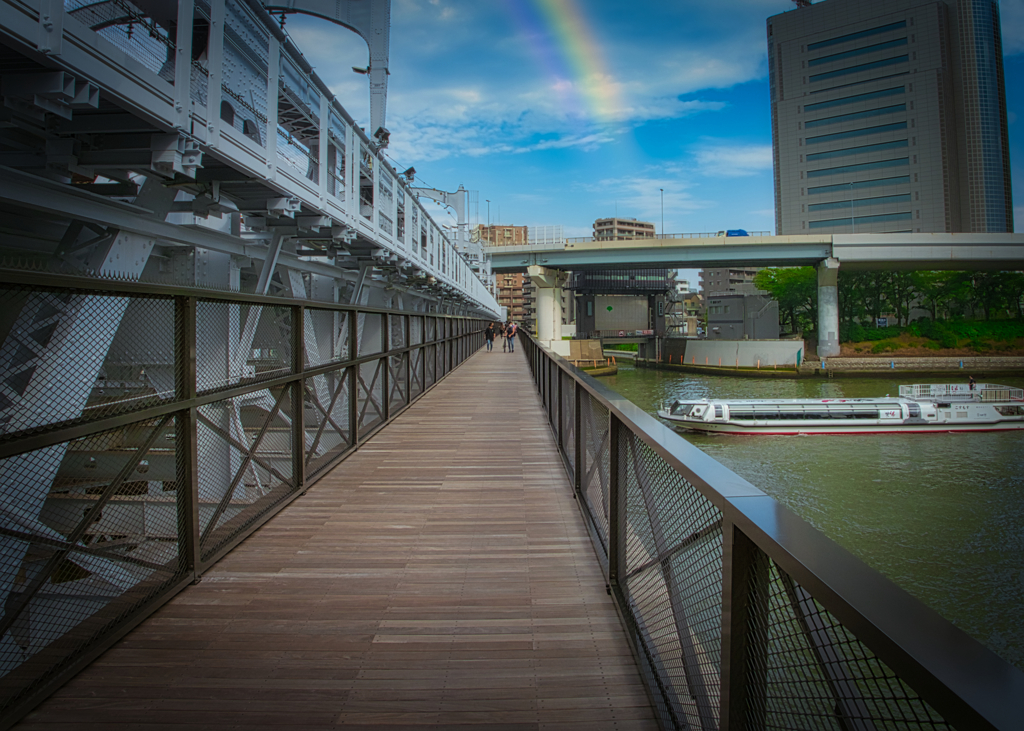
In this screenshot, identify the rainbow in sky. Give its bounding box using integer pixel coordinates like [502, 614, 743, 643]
[501, 0, 624, 126]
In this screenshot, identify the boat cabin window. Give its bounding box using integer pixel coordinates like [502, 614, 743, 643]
[996, 405, 1024, 416]
[908, 404, 921, 418]
[714, 405, 724, 419]
[671, 403, 694, 417]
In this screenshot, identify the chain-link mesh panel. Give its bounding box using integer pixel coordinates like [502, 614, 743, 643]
[196, 301, 291, 393]
[66, 0, 179, 80]
[356, 360, 385, 434]
[745, 555, 954, 731]
[388, 355, 408, 414]
[410, 316, 423, 346]
[409, 347, 425, 398]
[0, 290, 175, 439]
[619, 429, 725, 729]
[560, 372, 575, 475]
[0, 415, 185, 717]
[357, 313, 382, 357]
[196, 389, 295, 561]
[303, 368, 351, 480]
[304, 308, 350, 367]
[425, 317, 437, 342]
[436, 341, 447, 378]
[579, 393, 610, 564]
[423, 344, 436, 388]
[389, 315, 406, 352]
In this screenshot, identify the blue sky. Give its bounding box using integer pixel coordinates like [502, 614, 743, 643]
[285, 0, 1024, 280]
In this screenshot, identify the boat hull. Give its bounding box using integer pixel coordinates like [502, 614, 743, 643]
[656, 413, 1024, 435]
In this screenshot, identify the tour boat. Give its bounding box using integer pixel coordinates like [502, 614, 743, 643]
[657, 383, 1024, 435]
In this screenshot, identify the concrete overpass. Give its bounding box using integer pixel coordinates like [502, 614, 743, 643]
[490, 233, 1024, 357]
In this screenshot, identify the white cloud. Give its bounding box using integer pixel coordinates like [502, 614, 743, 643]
[692, 142, 774, 177]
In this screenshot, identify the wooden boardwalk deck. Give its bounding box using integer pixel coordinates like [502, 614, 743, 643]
[16, 347, 659, 730]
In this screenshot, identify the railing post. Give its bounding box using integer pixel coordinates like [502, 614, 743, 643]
[607, 414, 622, 589]
[720, 519, 768, 730]
[557, 364, 563, 450]
[174, 295, 200, 583]
[292, 305, 306, 494]
[349, 310, 359, 445]
[405, 315, 412, 406]
[573, 381, 582, 497]
[381, 313, 390, 422]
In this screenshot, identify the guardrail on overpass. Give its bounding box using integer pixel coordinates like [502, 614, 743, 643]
[489, 233, 1024, 272]
[523, 331, 1024, 730]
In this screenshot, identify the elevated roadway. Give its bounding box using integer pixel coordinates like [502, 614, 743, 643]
[490, 232, 1024, 272]
[492, 232, 1024, 357]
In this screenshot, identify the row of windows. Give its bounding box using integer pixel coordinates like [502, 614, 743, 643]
[808, 193, 910, 212]
[810, 55, 907, 83]
[807, 156, 909, 178]
[806, 138, 907, 162]
[805, 104, 906, 129]
[808, 20, 907, 51]
[810, 71, 909, 96]
[806, 121, 906, 145]
[808, 37, 907, 67]
[808, 175, 909, 194]
[804, 85, 905, 113]
[808, 211, 911, 228]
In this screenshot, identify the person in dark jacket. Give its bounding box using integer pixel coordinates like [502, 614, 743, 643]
[485, 323, 496, 352]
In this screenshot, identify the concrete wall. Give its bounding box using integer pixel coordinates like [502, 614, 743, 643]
[670, 339, 805, 367]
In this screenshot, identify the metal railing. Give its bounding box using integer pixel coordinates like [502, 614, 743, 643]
[522, 332, 1024, 731]
[0, 273, 485, 727]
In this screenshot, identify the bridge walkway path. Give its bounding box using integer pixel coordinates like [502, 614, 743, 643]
[16, 346, 658, 730]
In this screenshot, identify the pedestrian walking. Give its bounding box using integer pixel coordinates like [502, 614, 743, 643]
[500, 322, 507, 352]
[506, 321, 517, 352]
[485, 322, 495, 352]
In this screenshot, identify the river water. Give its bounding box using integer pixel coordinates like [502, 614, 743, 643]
[600, 363, 1024, 670]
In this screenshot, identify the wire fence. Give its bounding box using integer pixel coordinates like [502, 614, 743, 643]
[0, 276, 485, 727]
[521, 332, 1023, 731]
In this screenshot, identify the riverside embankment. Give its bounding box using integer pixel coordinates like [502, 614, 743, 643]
[633, 354, 1024, 378]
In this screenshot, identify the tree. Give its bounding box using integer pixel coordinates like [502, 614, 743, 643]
[886, 271, 917, 326]
[754, 267, 817, 335]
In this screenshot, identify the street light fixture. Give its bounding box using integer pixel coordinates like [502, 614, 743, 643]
[486, 199, 491, 227]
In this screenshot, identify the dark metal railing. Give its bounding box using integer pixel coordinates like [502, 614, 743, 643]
[522, 332, 1024, 731]
[0, 272, 485, 727]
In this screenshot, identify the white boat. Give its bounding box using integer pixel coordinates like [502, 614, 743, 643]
[657, 383, 1024, 435]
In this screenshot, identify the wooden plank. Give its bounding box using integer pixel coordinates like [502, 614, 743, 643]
[16, 348, 658, 730]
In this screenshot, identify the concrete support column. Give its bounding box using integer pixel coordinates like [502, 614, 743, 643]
[527, 265, 568, 343]
[817, 257, 840, 358]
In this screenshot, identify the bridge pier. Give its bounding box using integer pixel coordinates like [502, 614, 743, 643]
[527, 265, 568, 341]
[817, 257, 841, 358]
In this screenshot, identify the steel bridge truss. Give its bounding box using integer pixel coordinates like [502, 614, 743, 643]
[0, 0, 498, 316]
[0, 272, 485, 724]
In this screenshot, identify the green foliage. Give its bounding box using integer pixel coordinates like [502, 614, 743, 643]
[606, 343, 638, 352]
[870, 340, 901, 353]
[755, 269, 1024, 344]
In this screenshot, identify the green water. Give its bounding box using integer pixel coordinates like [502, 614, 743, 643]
[601, 364, 1024, 670]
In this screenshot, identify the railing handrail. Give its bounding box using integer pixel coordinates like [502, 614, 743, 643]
[522, 331, 1024, 730]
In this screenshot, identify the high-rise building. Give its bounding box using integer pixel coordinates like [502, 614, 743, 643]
[768, 0, 1013, 235]
[593, 217, 656, 240]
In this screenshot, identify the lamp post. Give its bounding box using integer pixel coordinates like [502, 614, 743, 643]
[486, 199, 490, 228]
[660, 188, 664, 237]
